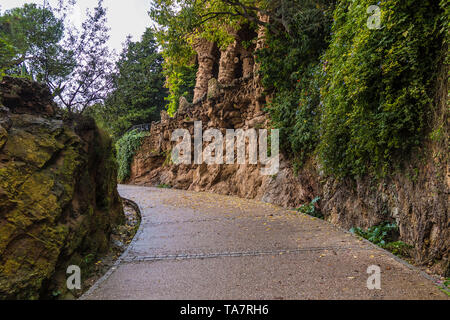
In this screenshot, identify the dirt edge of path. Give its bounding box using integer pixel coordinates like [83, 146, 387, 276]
[76, 198, 143, 300]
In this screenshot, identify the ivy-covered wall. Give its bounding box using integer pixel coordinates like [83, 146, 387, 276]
[259, 0, 448, 179]
[116, 129, 150, 183]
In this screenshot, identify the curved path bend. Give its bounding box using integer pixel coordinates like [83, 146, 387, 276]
[83, 185, 447, 300]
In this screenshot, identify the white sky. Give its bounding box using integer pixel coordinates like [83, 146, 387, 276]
[0, 0, 154, 54]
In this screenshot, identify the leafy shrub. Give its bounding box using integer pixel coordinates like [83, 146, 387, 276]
[115, 130, 149, 183]
[297, 196, 323, 219]
[350, 221, 414, 258]
[350, 222, 399, 246]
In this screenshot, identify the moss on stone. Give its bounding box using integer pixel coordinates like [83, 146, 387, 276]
[0, 82, 124, 299]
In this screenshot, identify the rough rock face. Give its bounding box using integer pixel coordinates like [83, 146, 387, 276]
[0, 77, 124, 299]
[129, 32, 448, 275]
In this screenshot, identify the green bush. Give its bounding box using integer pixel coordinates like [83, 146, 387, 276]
[350, 222, 414, 257]
[115, 130, 149, 183]
[296, 196, 323, 219]
[350, 222, 398, 246]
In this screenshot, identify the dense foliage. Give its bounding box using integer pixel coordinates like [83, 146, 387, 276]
[0, 3, 74, 81]
[318, 0, 446, 177]
[258, 0, 447, 178]
[115, 130, 150, 183]
[256, 0, 334, 165]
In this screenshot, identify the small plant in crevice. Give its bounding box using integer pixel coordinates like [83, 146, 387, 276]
[83, 253, 95, 265]
[350, 222, 398, 246]
[350, 222, 412, 258]
[51, 290, 62, 298]
[439, 278, 450, 296]
[297, 197, 323, 219]
[383, 241, 413, 257]
[157, 183, 171, 189]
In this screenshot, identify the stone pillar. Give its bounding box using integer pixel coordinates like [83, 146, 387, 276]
[193, 39, 217, 102]
[241, 49, 254, 78]
[253, 14, 270, 113]
[218, 41, 238, 84]
[253, 14, 269, 80]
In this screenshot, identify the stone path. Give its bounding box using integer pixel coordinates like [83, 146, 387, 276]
[82, 185, 447, 300]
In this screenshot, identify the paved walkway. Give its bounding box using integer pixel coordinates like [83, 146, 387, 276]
[82, 185, 447, 300]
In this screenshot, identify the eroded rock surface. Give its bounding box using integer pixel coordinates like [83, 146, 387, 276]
[0, 77, 124, 299]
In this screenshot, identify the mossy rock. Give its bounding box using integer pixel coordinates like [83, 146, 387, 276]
[0, 78, 124, 299]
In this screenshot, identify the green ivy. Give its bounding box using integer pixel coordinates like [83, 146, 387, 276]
[319, 0, 446, 178]
[256, 1, 333, 166]
[258, 0, 446, 179]
[164, 64, 197, 116]
[115, 130, 149, 183]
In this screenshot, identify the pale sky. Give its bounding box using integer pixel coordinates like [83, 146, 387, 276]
[0, 0, 155, 54]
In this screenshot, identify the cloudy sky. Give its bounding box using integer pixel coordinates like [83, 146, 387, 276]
[0, 0, 154, 54]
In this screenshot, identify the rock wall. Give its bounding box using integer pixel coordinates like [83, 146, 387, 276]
[0, 77, 124, 299]
[129, 32, 449, 275]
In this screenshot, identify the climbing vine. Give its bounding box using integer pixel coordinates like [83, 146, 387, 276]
[115, 130, 149, 183]
[319, 0, 446, 178]
[256, 0, 333, 166]
[259, 0, 447, 178]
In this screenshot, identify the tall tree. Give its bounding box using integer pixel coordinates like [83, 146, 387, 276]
[0, 0, 114, 114]
[0, 3, 74, 81]
[86, 28, 168, 139]
[50, 0, 114, 113]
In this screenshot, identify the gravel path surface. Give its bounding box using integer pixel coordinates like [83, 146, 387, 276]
[82, 185, 448, 300]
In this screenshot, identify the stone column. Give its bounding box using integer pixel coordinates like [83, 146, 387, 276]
[218, 41, 238, 84]
[253, 14, 270, 80]
[253, 14, 270, 113]
[240, 48, 254, 78]
[193, 39, 217, 102]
